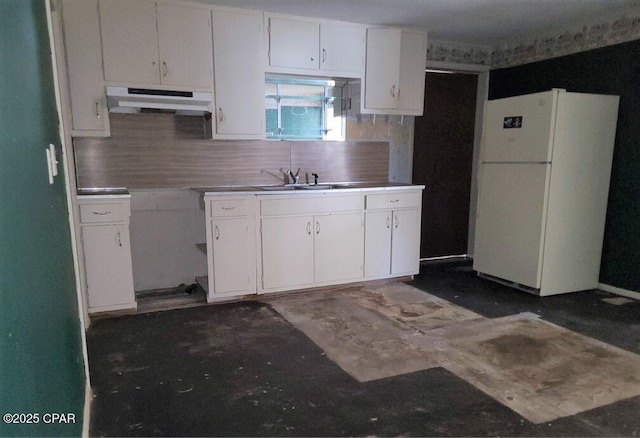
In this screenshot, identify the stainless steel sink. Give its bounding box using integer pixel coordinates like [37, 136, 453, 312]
[260, 185, 296, 191]
[260, 184, 336, 191]
[298, 184, 335, 190]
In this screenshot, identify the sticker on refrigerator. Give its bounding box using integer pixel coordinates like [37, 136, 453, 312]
[503, 116, 523, 129]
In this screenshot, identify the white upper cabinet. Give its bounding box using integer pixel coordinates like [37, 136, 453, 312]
[363, 28, 401, 110]
[268, 17, 319, 71]
[100, 0, 159, 85]
[60, 0, 109, 136]
[156, 3, 213, 88]
[397, 30, 428, 113]
[100, 0, 213, 89]
[320, 23, 365, 75]
[211, 8, 264, 138]
[363, 27, 427, 115]
[267, 14, 365, 77]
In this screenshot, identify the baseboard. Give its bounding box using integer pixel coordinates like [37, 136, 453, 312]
[82, 381, 91, 438]
[598, 283, 640, 301]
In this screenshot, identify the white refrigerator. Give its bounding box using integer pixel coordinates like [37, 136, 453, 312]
[473, 89, 619, 296]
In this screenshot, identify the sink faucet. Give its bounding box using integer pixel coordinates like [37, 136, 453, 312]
[288, 168, 300, 184]
[312, 173, 319, 185]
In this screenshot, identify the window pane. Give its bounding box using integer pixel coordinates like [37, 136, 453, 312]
[281, 105, 322, 139]
[265, 109, 278, 138]
[265, 74, 345, 140]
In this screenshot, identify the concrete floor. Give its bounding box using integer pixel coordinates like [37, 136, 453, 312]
[87, 261, 640, 436]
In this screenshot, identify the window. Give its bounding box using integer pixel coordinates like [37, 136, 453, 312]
[266, 75, 345, 140]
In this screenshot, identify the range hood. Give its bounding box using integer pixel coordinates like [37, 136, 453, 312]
[106, 86, 212, 115]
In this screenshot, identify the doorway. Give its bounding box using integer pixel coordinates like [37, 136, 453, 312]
[413, 71, 478, 259]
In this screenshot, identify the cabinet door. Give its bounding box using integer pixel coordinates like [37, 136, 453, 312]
[398, 30, 427, 114]
[261, 216, 314, 290]
[269, 17, 319, 70]
[320, 23, 364, 74]
[61, 0, 109, 135]
[156, 3, 213, 88]
[212, 9, 264, 136]
[211, 218, 251, 295]
[364, 211, 392, 277]
[100, 0, 160, 84]
[364, 28, 401, 110]
[82, 224, 135, 309]
[391, 209, 420, 275]
[315, 213, 364, 283]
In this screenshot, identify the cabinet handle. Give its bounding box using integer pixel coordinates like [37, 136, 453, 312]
[92, 210, 111, 215]
[386, 216, 390, 229]
[390, 85, 396, 98]
[221, 206, 235, 211]
[215, 225, 220, 240]
[316, 221, 320, 235]
[162, 61, 168, 78]
[115, 232, 122, 247]
[394, 215, 399, 229]
[218, 107, 224, 122]
[95, 101, 100, 119]
[322, 48, 326, 63]
[306, 221, 311, 235]
[388, 199, 400, 203]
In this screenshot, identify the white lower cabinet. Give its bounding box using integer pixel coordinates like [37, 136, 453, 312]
[261, 215, 315, 290]
[364, 191, 422, 278]
[205, 197, 255, 301]
[201, 187, 422, 299]
[314, 213, 364, 283]
[261, 212, 365, 291]
[210, 217, 252, 295]
[390, 208, 421, 275]
[258, 194, 365, 293]
[78, 196, 136, 313]
[364, 210, 392, 277]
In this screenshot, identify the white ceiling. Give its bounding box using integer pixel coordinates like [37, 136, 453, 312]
[190, 0, 640, 45]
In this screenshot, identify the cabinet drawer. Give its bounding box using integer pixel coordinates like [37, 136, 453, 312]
[366, 191, 421, 210]
[80, 203, 128, 223]
[260, 195, 364, 216]
[210, 199, 248, 217]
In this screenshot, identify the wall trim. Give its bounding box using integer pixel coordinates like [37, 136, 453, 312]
[491, 7, 640, 68]
[428, 39, 492, 66]
[47, 2, 93, 433]
[425, 60, 490, 73]
[598, 283, 640, 301]
[82, 382, 91, 438]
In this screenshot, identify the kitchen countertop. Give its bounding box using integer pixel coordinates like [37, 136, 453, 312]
[77, 187, 131, 199]
[192, 182, 424, 195]
[75, 183, 425, 198]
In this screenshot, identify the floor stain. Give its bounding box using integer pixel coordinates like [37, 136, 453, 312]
[268, 283, 640, 424]
[481, 334, 549, 366]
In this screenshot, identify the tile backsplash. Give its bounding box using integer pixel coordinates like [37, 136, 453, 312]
[74, 114, 389, 189]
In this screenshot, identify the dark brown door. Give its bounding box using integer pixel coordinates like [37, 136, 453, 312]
[413, 72, 478, 258]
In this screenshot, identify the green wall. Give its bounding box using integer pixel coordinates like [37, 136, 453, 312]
[0, 1, 85, 436]
[489, 40, 640, 292]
